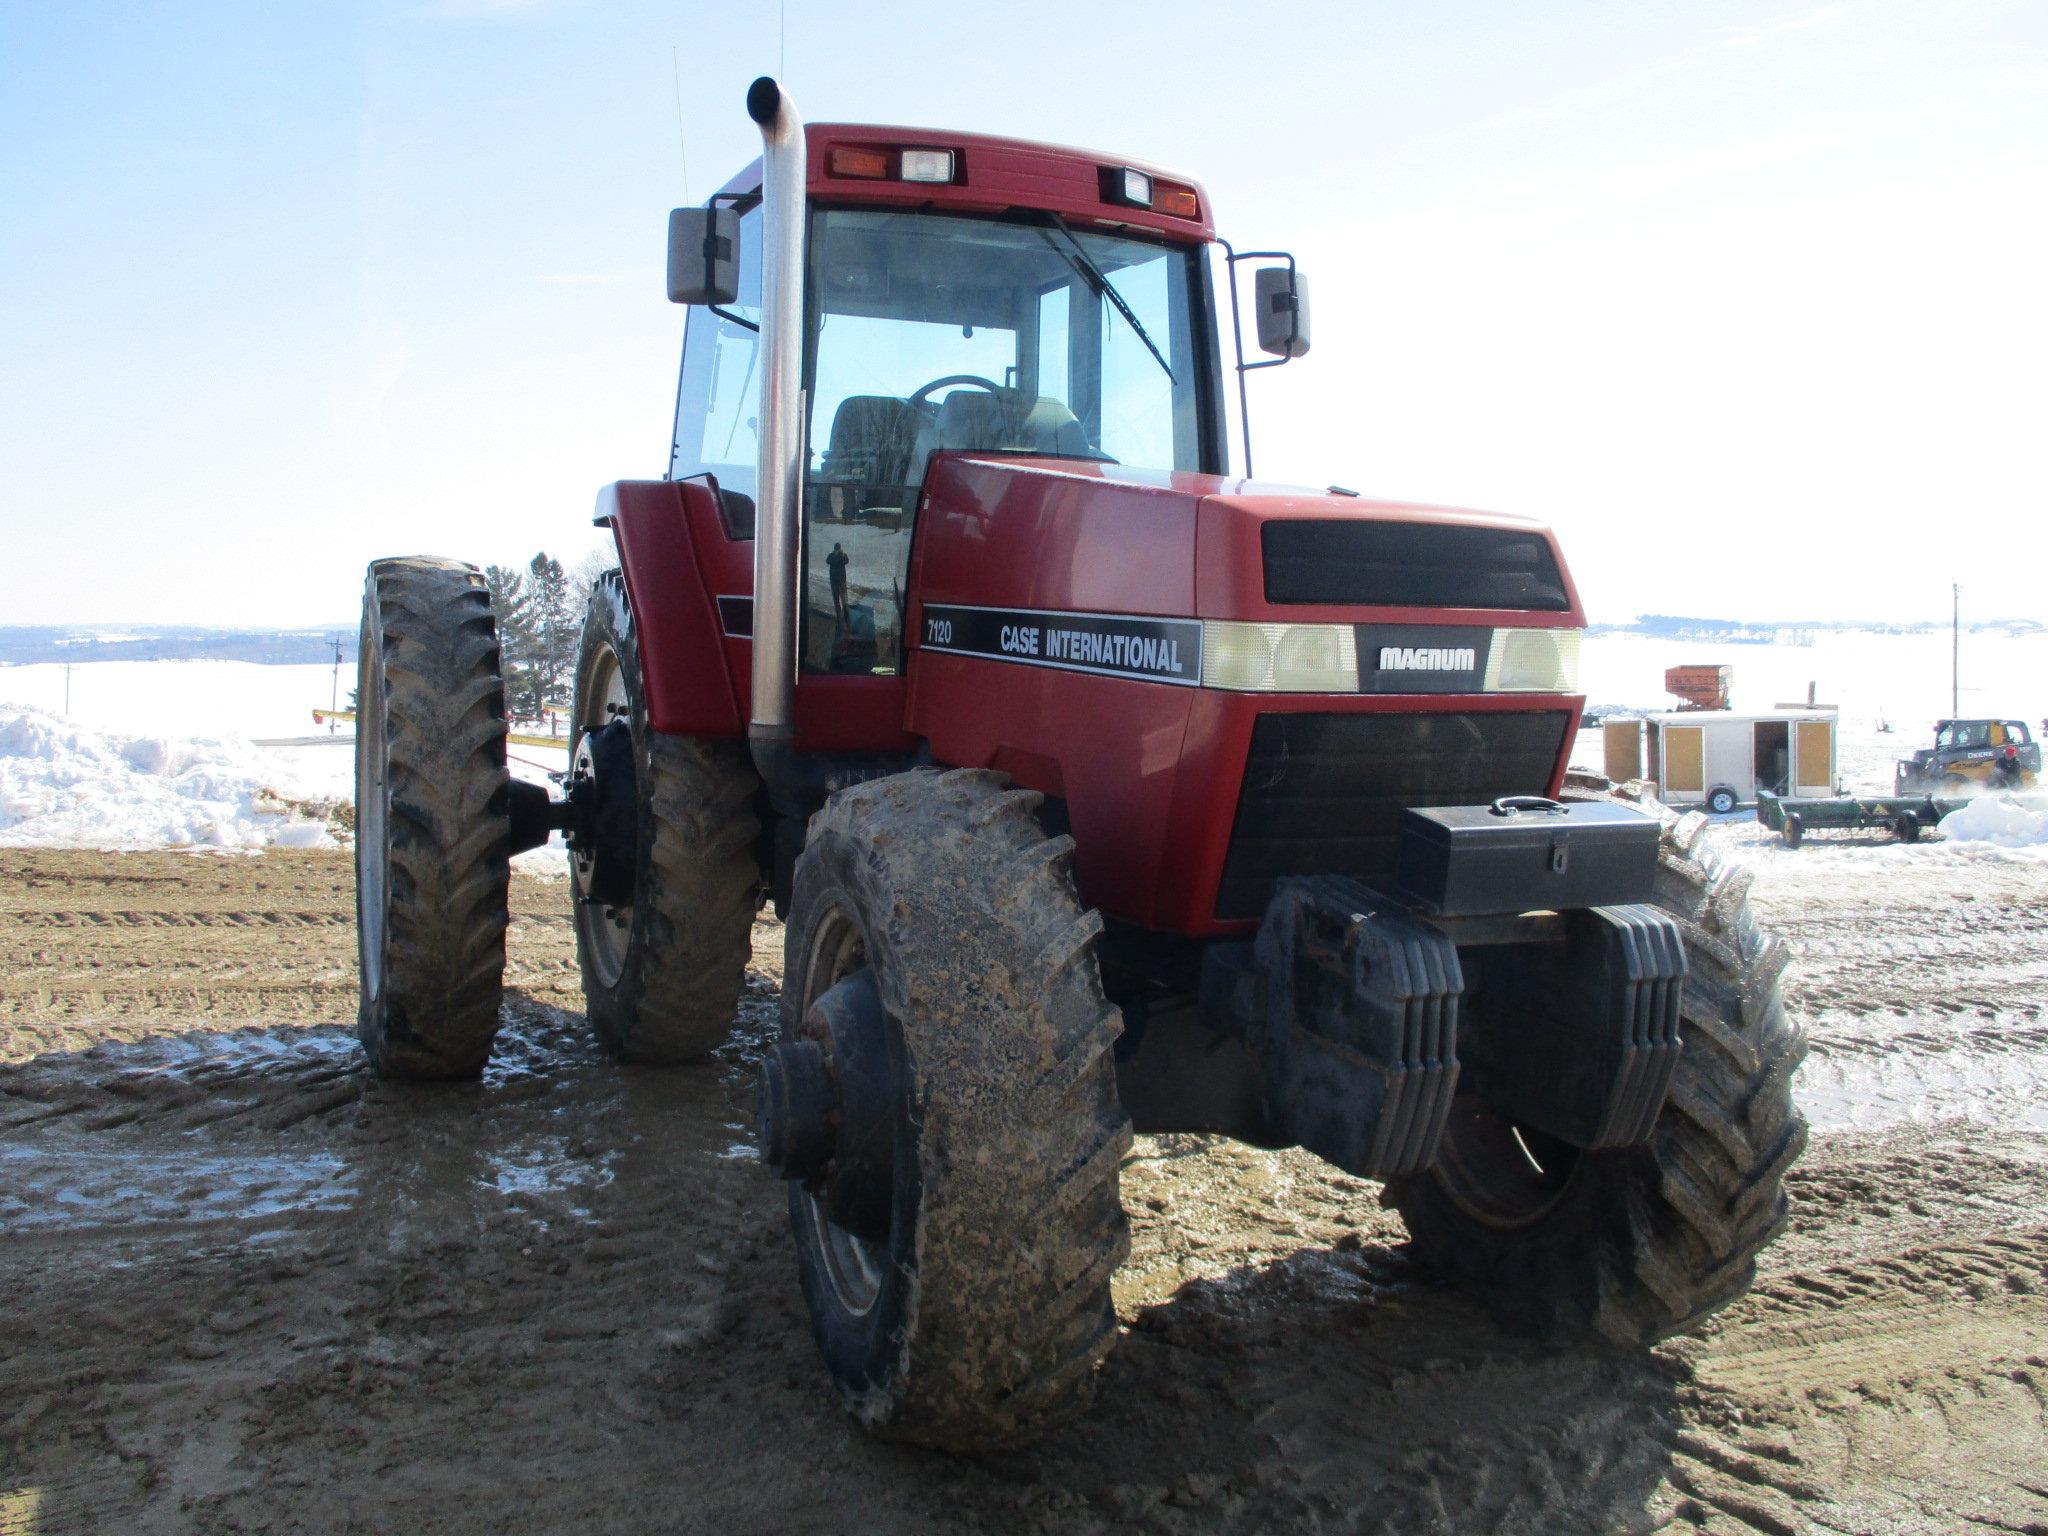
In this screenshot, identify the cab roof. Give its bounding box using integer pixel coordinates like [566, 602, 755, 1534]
[714, 123, 1217, 243]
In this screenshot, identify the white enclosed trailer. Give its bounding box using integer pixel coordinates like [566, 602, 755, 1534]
[1602, 710, 1838, 813]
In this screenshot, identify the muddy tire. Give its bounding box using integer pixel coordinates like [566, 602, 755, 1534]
[1384, 801, 1808, 1345]
[781, 768, 1131, 1451]
[571, 572, 762, 1063]
[355, 558, 511, 1079]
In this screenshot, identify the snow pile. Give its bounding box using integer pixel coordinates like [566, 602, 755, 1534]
[1938, 795, 2048, 848]
[0, 708, 337, 850]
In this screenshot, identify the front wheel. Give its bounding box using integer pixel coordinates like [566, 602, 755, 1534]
[1384, 806, 1808, 1345]
[771, 769, 1131, 1451]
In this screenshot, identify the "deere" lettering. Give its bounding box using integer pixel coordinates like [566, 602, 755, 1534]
[1377, 646, 1476, 672]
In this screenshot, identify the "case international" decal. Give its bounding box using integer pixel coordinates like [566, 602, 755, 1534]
[918, 604, 1203, 687]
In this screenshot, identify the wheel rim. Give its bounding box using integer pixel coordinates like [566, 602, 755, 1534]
[795, 904, 890, 1318]
[355, 633, 386, 1000]
[572, 644, 633, 986]
[1430, 1098, 1582, 1230]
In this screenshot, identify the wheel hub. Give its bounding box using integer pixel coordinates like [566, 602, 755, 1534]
[758, 967, 897, 1243]
[568, 718, 637, 906]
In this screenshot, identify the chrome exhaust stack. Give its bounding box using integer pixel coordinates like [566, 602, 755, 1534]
[746, 76, 805, 744]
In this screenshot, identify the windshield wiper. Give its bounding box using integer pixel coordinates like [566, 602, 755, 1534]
[1038, 213, 1174, 385]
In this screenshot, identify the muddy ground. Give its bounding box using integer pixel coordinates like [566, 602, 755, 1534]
[1, 843, 2044, 1535]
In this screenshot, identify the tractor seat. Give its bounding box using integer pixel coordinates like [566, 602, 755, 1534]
[819, 395, 919, 488]
[903, 389, 1092, 481]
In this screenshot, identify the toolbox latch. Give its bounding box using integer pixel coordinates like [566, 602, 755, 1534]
[1549, 831, 1569, 874]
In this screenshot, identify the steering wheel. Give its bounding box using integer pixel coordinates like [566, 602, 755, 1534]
[906, 374, 1006, 411]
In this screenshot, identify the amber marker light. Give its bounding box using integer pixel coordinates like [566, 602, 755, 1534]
[827, 145, 891, 179]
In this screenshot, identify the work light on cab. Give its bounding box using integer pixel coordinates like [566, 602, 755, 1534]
[825, 144, 956, 183]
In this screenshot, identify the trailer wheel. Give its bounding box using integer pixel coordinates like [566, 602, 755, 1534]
[1782, 813, 1804, 848]
[571, 572, 763, 1063]
[1893, 811, 1922, 843]
[354, 557, 511, 1079]
[767, 769, 1131, 1451]
[1706, 785, 1739, 815]
[1383, 808, 1807, 1346]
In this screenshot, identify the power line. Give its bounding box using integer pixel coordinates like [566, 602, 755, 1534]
[670, 45, 692, 202]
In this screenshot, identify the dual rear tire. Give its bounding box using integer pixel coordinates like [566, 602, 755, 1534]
[354, 558, 512, 1079]
[353, 561, 760, 1078]
[570, 573, 762, 1063]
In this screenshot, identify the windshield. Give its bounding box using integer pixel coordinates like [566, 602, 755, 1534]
[1938, 722, 1989, 750]
[797, 206, 1213, 676]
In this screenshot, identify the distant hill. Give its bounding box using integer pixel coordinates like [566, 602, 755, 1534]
[1592, 615, 2045, 641]
[0, 626, 358, 666]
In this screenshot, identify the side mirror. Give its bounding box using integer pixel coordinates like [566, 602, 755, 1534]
[666, 207, 740, 305]
[1253, 266, 1310, 358]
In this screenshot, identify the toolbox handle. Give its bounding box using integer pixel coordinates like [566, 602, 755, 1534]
[1490, 795, 1567, 817]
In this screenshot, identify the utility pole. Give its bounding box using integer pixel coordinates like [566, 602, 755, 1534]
[1951, 582, 1960, 719]
[330, 635, 343, 732]
[63, 663, 72, 717]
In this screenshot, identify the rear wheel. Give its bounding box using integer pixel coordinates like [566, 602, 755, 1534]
[1706, 785, 1739, 815]
[354, 558, 511, 1079]
[1384, 806, 1807, 1345]
[571, 573, 763, 1063]
[771, 769, 1131, 1451]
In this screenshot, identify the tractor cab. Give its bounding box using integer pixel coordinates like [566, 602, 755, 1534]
[673, 192, 1220, 679]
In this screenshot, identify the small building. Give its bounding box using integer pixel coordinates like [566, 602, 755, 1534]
[1602, 709, 1838, 813]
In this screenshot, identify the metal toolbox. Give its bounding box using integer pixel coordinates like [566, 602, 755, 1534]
[1393, 798, 1661, 917]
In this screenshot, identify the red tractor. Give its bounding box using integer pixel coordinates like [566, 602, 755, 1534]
[353, 79, 1806, 1451]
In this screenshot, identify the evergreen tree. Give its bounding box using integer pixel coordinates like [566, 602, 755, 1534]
[484, 563, 539, 719]
[526, 552, 579, 730]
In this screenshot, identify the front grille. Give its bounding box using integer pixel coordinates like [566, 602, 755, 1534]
[1215, 710, 1571, 919]
[1263, 520, 1570, 610]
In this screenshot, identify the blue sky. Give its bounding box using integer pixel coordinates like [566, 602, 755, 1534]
[2, 0, 2043, 626]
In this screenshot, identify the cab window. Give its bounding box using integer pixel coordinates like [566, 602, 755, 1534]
[798, 206, 1209, 676]
[671, 202, 764, 497]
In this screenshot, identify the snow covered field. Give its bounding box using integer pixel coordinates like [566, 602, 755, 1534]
[0, 658, 570, 856]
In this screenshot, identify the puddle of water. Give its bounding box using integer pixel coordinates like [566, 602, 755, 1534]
[484, 1134, 614, 1212]
[1795, 1048, 2048, 1135]
[0, 1141, 355, 1234]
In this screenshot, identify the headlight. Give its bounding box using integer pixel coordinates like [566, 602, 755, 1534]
[1484, 627, 1581, 692]
[1201, 621, 1357, 692]
[1201, 620, 1582, 692]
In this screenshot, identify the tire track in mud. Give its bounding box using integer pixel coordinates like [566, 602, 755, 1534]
[4, 846, 2048, 1536]
[1663, 1234, 2048, 1535]
[1736, 830, 2048, 1135]
[0, 851, 581, 1056]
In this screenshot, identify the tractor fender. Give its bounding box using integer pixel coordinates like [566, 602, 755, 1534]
[596, 480, 746, 737]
